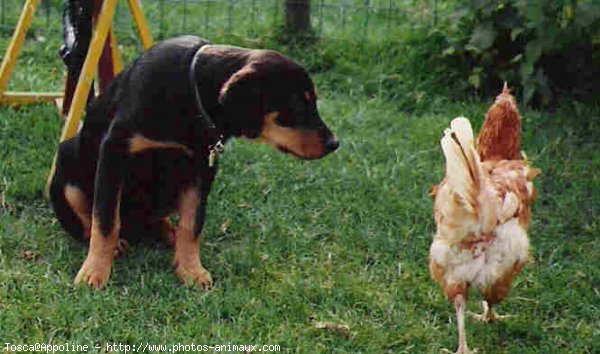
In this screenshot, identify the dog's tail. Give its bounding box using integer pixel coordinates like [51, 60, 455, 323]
[49, 138, 88, 241]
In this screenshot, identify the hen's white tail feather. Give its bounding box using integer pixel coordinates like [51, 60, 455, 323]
[440, 117, 483, 214]
[450, 117, 475, 147]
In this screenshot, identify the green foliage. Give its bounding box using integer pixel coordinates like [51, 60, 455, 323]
[418, 0, 600, 106]
[0, 2, 599, 350]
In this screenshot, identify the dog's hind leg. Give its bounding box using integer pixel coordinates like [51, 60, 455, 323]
[63, 184, 92, 239]
[74, 131, 129, 289]
[50, 177, 89, 241]
[50, 137, 92, 241]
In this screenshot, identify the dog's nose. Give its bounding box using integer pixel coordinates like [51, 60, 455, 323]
[324, 136, 339, 153]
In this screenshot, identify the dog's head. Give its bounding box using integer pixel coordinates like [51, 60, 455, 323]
[218, 50, 338, 160]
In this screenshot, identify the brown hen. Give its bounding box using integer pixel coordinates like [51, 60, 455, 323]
[477, 83, 522, 161]
[429, 87, 540, 354]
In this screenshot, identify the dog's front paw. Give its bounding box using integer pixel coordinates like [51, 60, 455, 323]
[174, 261, 213, 289]
[74, 258, 112, 289]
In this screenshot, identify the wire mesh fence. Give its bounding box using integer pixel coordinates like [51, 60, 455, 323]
[0, 0, 449, 92]
[0, 0, 445, 45]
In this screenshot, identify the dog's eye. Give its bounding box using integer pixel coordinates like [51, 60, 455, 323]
[275, 112, 296, 127]
[304, 90, 318, 103]
[303, 91, 311, 103]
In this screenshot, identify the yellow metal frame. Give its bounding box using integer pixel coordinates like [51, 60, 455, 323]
[0, 0, 154, 195]
[0, 0, 153, 195]
[0, 0, 49, 104]
[0, 0, 39, 93]
[57, 0, 154, 142]
[127, 0, 154, 50]
[0, 0, 153, 107]
[44, 0, 155, 195]
[60, 0, 119, 142]
[0, 92, 64, 105]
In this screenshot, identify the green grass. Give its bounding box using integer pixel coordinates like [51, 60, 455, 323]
[1, 2, 599, 352]
[1, 88, 598, 353]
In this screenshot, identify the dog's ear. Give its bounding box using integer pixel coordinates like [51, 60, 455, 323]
[218, 65, 265, 138]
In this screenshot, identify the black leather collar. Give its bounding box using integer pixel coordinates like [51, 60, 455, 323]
[189, 46, 224, 164]
[190, 46, 217, 130]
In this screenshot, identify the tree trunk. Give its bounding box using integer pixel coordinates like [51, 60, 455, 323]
[285, 0, 311, 33]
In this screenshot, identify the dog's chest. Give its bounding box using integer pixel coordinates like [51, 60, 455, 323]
[121, 149, 204, 216]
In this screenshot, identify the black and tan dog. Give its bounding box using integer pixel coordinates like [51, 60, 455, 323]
[50, 35, 338, 289]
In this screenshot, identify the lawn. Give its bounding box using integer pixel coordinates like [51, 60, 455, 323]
[1, 1, 599, 353]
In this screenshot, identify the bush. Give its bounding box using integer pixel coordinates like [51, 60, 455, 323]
[418, 0, 600, 107]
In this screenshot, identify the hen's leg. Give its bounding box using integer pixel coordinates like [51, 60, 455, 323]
[442, 285, 476, 354]
[455, 294, 476, 354]
[472, 261, 524, 322]
[470, 301, 512, 322]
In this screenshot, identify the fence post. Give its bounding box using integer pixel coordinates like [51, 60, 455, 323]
[227, 0, 233, 35]
[204, 0, 210, 33]
[285, 0, 311, 33]
[363, 0, 370, 40]
[182, 0, 187, 32]
[386, 0, 392, 32]
[318, 0, 323, 36]
[251, 0, 257, 36]
[44, 0, 50, 29]
[341, 5, 345, 32]
[159, 0, 164, 38]
[272, 0, 279, 28]
[1, 0, 5, 28]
